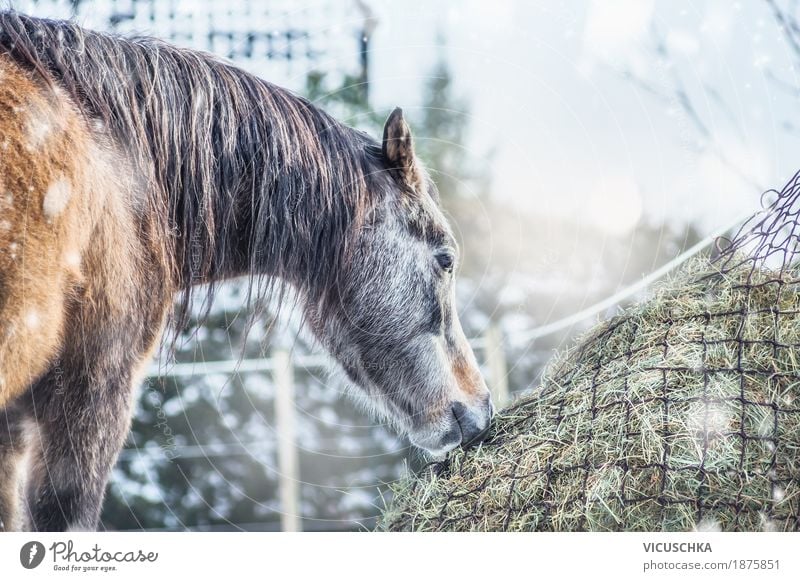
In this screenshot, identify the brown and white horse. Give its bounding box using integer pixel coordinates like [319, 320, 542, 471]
[0, 12, 492, 531]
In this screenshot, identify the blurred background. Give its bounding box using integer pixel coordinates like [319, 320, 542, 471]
[13, 0, 800, 530]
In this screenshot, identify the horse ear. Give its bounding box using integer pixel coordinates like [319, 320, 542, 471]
[382, 107, 420, 188]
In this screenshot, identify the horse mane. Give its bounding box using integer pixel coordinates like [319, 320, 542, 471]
[0, 10, 385, 332]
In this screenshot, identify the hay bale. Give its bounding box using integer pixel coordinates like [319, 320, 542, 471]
[381, 258, 800, 531]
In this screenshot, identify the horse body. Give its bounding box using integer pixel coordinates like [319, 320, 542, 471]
[0, 51, 172, 529]
[0, 12, 491, 531]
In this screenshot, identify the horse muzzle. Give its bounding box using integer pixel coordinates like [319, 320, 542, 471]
[409, 395, 494, 456]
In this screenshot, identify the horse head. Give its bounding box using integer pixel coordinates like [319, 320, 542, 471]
[307, 108, 493, 456]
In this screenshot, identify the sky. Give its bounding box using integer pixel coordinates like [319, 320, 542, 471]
[363, 0, 800, 236]
[16, 0, 800, 237]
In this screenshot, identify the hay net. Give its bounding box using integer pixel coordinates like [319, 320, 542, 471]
[716, 169, 800, 277]
[381, 173, 800, 532]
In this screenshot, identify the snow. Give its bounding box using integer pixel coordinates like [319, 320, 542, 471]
[64, 251, 81, 269]
[25, 111, 52, 150]
[43, 178, 72, 220]
[25, 310, 40, 329]
[694, 518, 722, 532]
[693, 402, 732, 438]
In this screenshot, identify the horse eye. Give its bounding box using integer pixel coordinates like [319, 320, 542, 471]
[436, 251, 455, 273]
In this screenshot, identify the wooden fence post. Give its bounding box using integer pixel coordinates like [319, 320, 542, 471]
[273, 349, 301, 532]
[484, 323, 509, 408]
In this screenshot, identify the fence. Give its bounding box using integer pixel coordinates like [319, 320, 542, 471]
[18, 0, 374, 93]
[145, 324, 508, 532]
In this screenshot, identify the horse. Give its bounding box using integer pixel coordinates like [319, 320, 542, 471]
[0, 12, 493, 531]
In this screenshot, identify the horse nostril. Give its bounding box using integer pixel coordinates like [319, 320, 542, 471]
[451, 401, 468, 421]
[462, 422, 491, 449]
[451, 401, 492, 450]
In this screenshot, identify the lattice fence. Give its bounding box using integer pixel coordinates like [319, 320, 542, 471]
[14, 0, 371, 89]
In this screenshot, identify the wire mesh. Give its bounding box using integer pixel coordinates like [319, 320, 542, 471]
[382, 174, 800, 532]
[715, 169, 800, 277]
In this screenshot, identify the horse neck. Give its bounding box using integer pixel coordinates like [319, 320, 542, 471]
[197, 112, 372, 297]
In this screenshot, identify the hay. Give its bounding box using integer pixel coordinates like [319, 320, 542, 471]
[381, 257, 800, 531]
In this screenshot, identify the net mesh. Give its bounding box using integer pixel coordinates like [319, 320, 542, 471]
[716, 169, 800, 277]
[380, 174, 800, 532]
